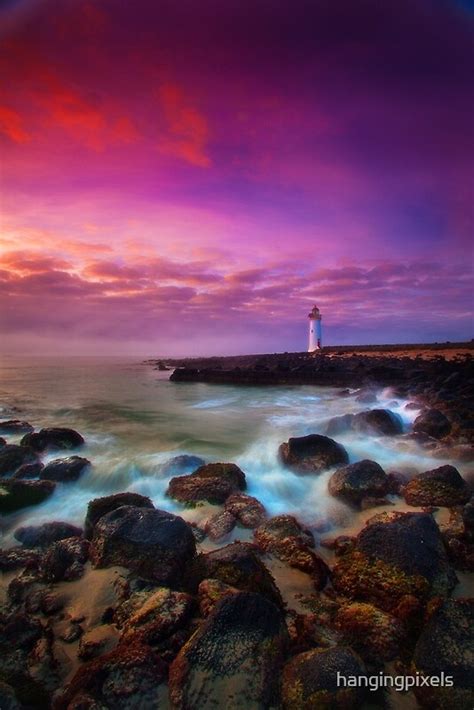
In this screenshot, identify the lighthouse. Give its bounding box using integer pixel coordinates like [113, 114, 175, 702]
[308, 305, 322, 352]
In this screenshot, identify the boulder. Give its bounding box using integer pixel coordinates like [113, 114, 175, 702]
[0, 420, 34, 435]
[40, 456, 90, 482]
[167, 462, 246, 504]
[325, 413, 355, 437]
[0, 480, 55, 514]
[198, 578, 240, 616]
[334, 602, 405, 662]
[169, 592, 288, 709]
[188, 542, 283, 608]
[12, 462, 44, 479]
[328, 460, 390, 508]
[54, 642, 168, 709]
[412, 599, 474, 708]
[413, 408, 452, 439]
[118, 587, 194, 646]
[90, 506, 196, 585]
[14, 522, 83, 548]
[159, 454, 206, 476]
[0, 445, 39, 476]
[254, 515, 329, 589]
[204, 511, 236, 542]
[224, 492, 267, 527]
[281, 647, 367, 709]
[279, 434, 348, 474]
[20, 427, 84, 453]
[42, 537, 89, 582]
[403, 465, 471, 507]
[352, 409, 403, 436]
[84, 491, 154, 539]
[332, 512, 456, 612]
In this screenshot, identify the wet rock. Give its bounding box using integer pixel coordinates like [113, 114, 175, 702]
[335, 602, 405, 662]
[352, 408, 403, 436]
[84, 491, 154, 539]
[198, 578, 240, 616]
[42, 537, 89, 582]
[55, 642, 168, 710]
[0, 420, 34, 435]
[224, 492, 267, 527]
[39, 591, 67, 615]
[204, 510, 236, 542]
[188, 542, 283, 608]
[463, 498, 474, 530]
[0, 547, 43, 572]
[412, 599, 474, 708]
[40, 456, 90, 482]
[281, 646, 367, 709]
[403, 465, 471, 507]
[0, 479, 56, 513]
[14, 521, 83, 548]
[159, 454, 206, 476]
[279, 434, 349, 474]
[20, 427, 84, 453]
[254, 515, 329, 589]
[169, 592, 288, 709]
[332, 512, 456, 612]
[328, 459, 390, 508]
[90, 505, 196, 585]
[12, 462, 44, 479]
[440, 507, 474, 572]
[0, 444, 39, 476]
[167, 462, 246, 504]
[325, 413, 355, 436]
[413, 408, 452, 439]
[118, 587, 194, 646]
[355, 389, 377, 403]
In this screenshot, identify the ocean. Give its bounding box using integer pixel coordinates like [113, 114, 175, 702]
[0, 355, 463, 547]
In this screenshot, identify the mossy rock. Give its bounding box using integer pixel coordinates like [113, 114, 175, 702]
[403, 465, 470, 507]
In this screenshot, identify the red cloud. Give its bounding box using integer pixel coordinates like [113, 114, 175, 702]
[0, 105, 30, 143]
[158, 83, 211, 167]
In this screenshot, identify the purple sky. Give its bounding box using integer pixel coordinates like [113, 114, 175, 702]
[0, 0, 473, 355]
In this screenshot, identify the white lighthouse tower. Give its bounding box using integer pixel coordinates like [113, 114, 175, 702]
[308, 305, 322, 352]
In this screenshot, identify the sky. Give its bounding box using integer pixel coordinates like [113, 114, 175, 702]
[0, 0, 473, 356]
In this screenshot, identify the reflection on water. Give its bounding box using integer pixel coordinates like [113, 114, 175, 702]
[0, 355, 465, 546]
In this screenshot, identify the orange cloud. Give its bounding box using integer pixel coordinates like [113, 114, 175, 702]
[0, 105, 31, 143]
[158, 83, 211, 167]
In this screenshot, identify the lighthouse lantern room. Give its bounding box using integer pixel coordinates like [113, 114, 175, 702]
[308, 305, 322, 352]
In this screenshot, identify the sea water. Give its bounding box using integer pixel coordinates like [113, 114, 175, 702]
[0, 355, 466, 547]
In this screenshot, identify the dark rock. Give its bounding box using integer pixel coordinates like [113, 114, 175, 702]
[198, 578, 240, 616]
[78, 626, 118, 661]
[0, 681, 21, 710]
[279, 434, 348, 474]
[403, 465, 471, 507]
[224, 492, 267, 527]
[0, 437, 5, 447]
[167, 462, 246, 504]
[169, 592, 288, 709]
[84, 491, 154, 539]
[14, 522, 83, 548]
[0, 420, 34, 435]
[328, 459, 390, 508]
[412, 599, 474, 708]
[160, 454, 206, 476]
[90, 506, 196, 585]
[188, 542, 283, 608]
[40, 456, 90, 482]
[20, 427, 84, 453]
[0, 547, 43, 572]
[413, 408, 452, 439]
[281, 646, 367, 709]
[335, 602, 405, 662]
[332, 512, 456, 612]
[254, 515, 329, 588]
[325, 413, 355, 436]
[12, 462, 44, 479]
[352, 409, 403, 436]
[42, 538, 89, 582]
[463, 498, 474, 530]
[0, 479, 55, 514]
[204, 511, 236, 542]
[54, 642, 168, 710]
[0, 445, 39, 476]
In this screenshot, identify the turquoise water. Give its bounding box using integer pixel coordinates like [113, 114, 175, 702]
[0, 356, 460, 544]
